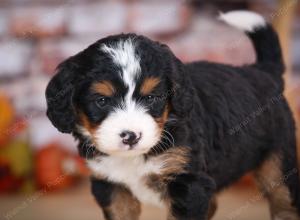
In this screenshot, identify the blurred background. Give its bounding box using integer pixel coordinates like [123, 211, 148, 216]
[0, 0, 300, 220]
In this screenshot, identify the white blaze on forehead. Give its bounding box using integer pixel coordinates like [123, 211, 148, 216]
[101, 39, 141, 110]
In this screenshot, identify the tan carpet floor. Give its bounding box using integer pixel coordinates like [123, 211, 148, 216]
[0, 180, 269, 220]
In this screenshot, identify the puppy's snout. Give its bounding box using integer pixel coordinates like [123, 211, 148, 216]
[120, 130, 142, 146]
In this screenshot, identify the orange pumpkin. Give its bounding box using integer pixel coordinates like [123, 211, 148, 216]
[0, 94, 14, 147]
[35, 143, 89, 191]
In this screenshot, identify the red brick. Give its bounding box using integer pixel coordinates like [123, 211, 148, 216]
[0, 9, 9, 36]
[0, 40, 32, 77]
[29, 115, 78, 151]
[68, 2, 128, 36]
[161, 17, 255, 65]
[35, 37, 101, 75]
[128, 1, 191, 36]
[10, 6, 67, 38]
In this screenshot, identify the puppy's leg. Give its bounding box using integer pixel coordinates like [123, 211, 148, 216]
[254, 152, 300, 220]
[91, 178, 141, 220]
[166, 173, 216, 220]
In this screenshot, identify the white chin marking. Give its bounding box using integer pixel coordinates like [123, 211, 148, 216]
[218, 10, 266, 32]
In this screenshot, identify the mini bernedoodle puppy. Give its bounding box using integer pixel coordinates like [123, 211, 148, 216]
[46, 11, 300, 220]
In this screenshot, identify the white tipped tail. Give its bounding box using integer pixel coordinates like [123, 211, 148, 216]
[218, 10, 284, 80]
[218, 10, 266, 32]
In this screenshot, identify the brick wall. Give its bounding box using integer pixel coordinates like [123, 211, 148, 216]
[0, 0, 298, 150]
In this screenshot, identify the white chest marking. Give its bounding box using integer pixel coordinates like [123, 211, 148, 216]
[87, 156, 164, 207]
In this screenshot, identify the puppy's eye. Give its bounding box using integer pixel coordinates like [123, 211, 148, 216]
[95, 97, 109, 108]
[144, 95, 156, 104]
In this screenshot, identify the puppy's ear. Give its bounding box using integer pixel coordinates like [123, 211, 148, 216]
[158, 44, 194, 120]
[46, 59, 79, 133]
[169, 57, 194, 120]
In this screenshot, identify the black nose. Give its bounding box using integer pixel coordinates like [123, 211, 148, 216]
[120, 130, 141, 146]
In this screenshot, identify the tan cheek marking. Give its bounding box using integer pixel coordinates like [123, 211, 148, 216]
[92, 81, 116, 96]
[155, 104, 170, 129]
[79, 112, 98, 135]
[140, 77, 161, 95]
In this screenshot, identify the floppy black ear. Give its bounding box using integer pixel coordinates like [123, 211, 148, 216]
[45, 59, 79, 133]
[169, 57, 195, 120]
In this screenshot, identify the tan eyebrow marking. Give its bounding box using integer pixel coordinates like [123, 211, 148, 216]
[92, 81, 116, 96]
[140, 77, 161, 95]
